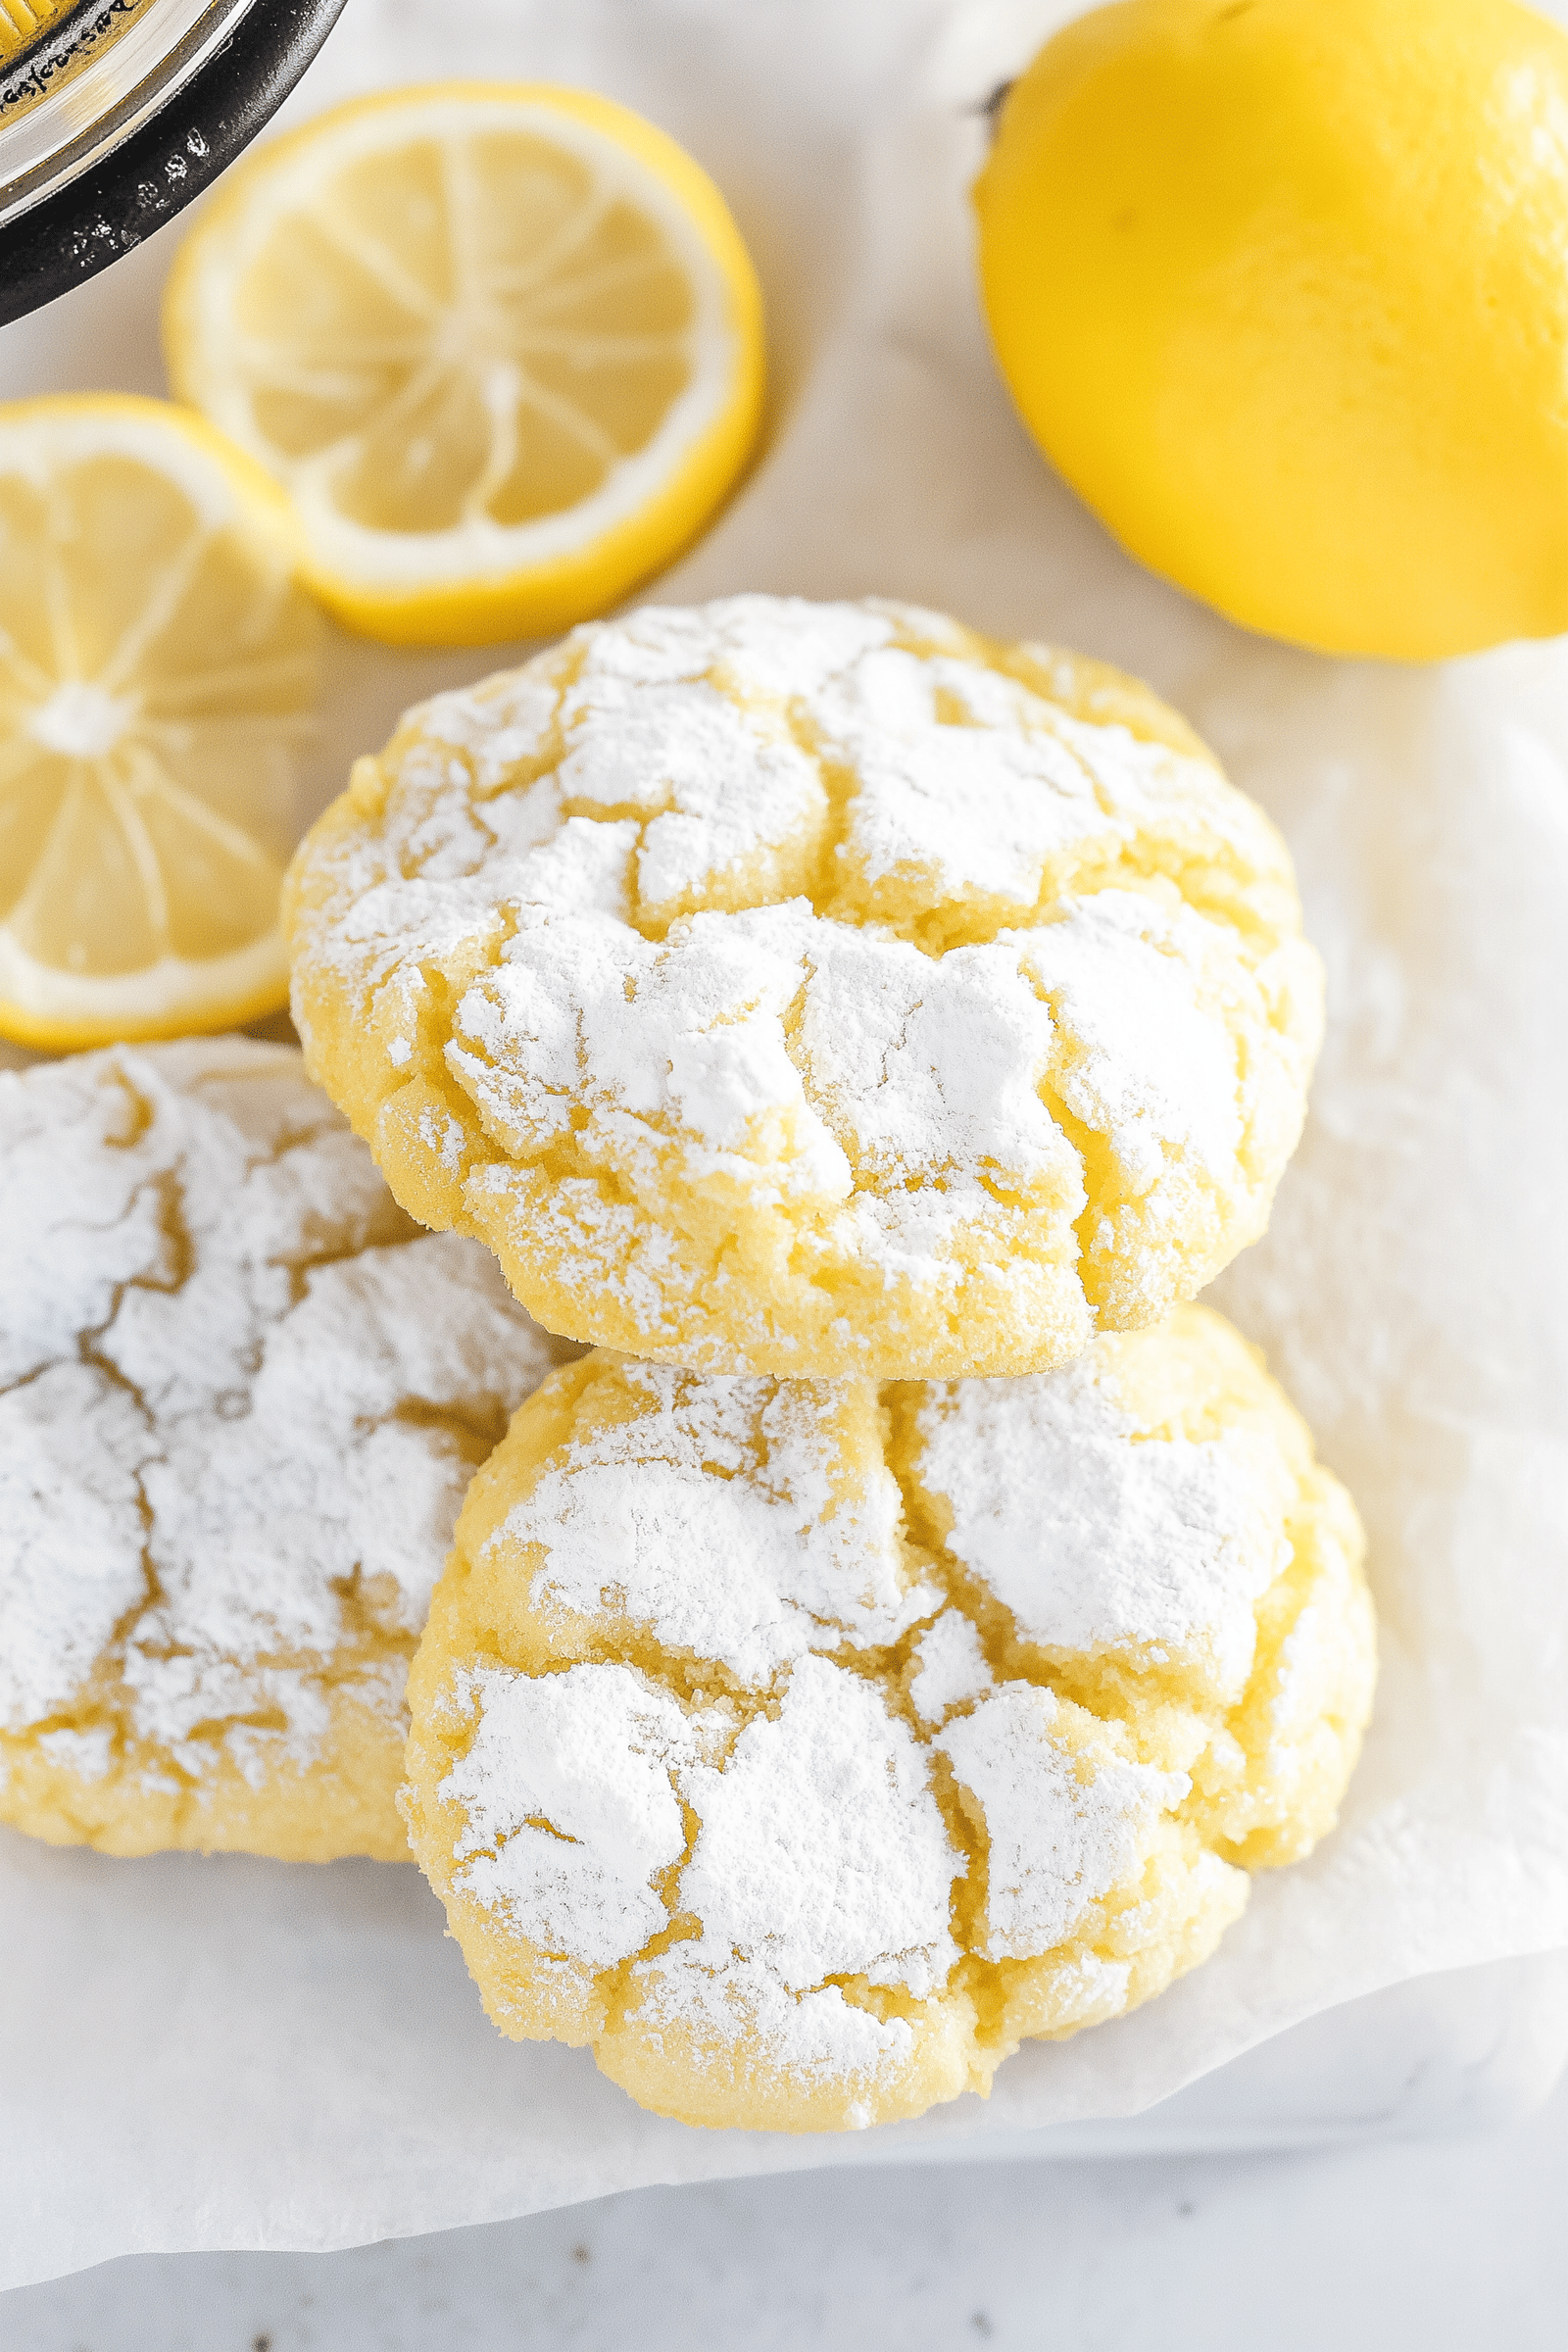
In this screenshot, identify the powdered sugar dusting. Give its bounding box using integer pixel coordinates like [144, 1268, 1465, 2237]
[674, 1657, 958, 1998]
[291, 594, 1322, 1375]
[0, 1365, 153, 1728]
[502, 1364, 940, 1682]
[939, 1684, 1187, 1960]
[1018, 891, 1245, 1192]
[415, 1305, 1374, 2121]
[0, 1040, 558, 1793]
[916, 1352, 1293, 1698]
[907, 1611, 994, 1724]
[440, 1652, 961, 2080]
[627, 1950, 915, 2100]
[446, 1662, 712, 1969]
[815, 645, 1108, 907]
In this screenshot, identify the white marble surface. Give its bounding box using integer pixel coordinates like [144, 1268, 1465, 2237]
[2, 2050, 1564, 2350]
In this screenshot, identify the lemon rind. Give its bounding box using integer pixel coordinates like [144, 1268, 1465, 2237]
[0, 388, 304, 552]
[0, 928, 291, 1052]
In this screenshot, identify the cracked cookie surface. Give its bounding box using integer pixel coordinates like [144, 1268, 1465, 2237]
[0, 1037, 564, 1861]
[285, 596, 1323, 1378]
[402, 1303, 1375, 2132]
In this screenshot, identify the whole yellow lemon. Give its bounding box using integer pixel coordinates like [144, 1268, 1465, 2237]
[975, 0, 1568, 660]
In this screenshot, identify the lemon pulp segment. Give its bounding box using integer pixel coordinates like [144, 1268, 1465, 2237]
[164, 84, 765, 645]
[0, 396, 318, 1051]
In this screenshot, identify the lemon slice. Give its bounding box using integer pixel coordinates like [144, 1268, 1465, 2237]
[163, 83, 766, 648]
[0, 395, 319, 1052]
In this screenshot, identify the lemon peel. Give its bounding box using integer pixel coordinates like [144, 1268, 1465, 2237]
[976, 0, 1568, 660]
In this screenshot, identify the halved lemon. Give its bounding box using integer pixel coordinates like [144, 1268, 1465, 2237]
[162, 83, 766, 647]
[0, 395, 319, 1052]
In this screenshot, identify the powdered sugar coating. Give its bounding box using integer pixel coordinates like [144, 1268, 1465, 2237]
[674, 1657, 958, 1996]
[500, 1363, 939, 1683]
[287, 596, 1322, 1377]
[0, 1039, 561, 1860]
[907, 1612, 994, 1724]
[448, 1654, 957, 2024]
[445, 1663, 708, 1969]
[914, 1355, 1296, 1703]
[403, 1304, 1376, 2132]
[938, 1684, 1184, 1960]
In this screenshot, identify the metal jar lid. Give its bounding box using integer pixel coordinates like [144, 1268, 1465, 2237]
[0, 0, 347, 325]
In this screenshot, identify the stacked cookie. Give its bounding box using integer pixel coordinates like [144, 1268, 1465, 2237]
[291, 595, 1375, 2131]
[0, 594, 1375, 2135]
[0, 1038, 568, 1859]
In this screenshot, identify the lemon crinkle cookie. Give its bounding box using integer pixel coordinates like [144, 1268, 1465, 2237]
[286, 596, 1322, 1378]
[0, 1038, 564, 1861]
[402, 1304, 1376, 2132]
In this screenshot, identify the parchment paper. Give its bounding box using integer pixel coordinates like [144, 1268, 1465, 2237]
[3, 0, 1567, 2289]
